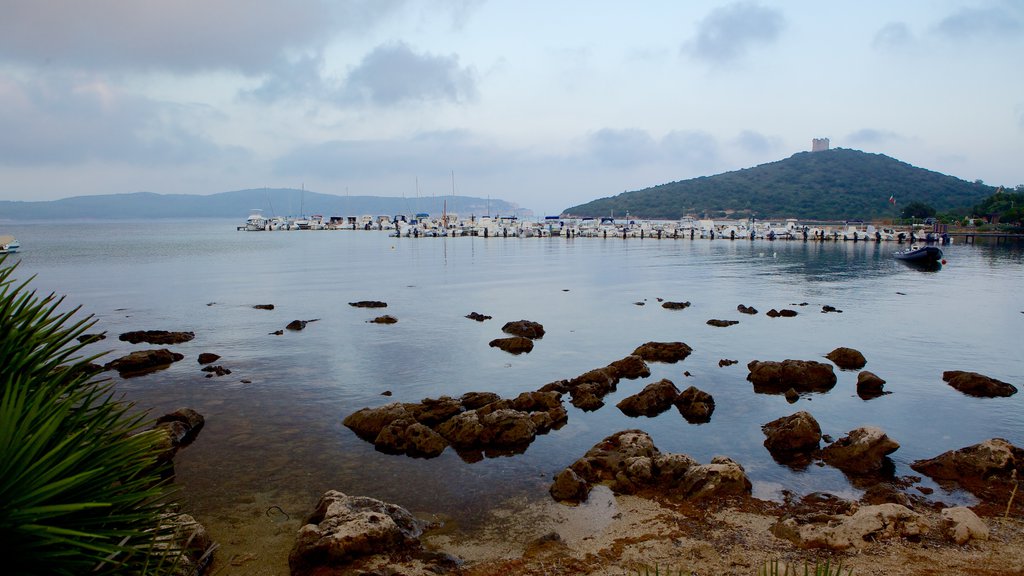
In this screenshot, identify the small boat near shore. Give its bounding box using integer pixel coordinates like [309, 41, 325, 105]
[894, 244, 942, 263]
[0, 234, 20, 254]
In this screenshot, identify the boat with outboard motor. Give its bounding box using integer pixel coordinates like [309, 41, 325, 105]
[894, 244, 942, 263]
[0, 235, 20, 254]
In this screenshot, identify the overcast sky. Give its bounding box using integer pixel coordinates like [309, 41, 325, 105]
[1, 0, 1021, 215]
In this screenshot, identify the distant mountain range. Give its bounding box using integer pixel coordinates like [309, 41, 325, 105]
[562, 148, 997, 220]
[0, 189, 525, 221]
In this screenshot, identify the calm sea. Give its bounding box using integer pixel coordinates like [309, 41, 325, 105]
[4, 219, 1022, 564]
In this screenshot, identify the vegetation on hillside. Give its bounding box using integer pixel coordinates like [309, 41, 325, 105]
[0, 256, 186, 574]
[563, 148, 998, 220]
[972, 186, 1024, 225]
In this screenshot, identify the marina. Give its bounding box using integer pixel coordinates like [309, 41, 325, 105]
[236, 211, 982, 244]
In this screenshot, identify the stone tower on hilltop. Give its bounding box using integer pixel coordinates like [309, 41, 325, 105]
[812, 138, 830, 152]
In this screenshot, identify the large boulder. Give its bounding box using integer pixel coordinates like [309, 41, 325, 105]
[289, 491, 426, 576]
[550, 430, 747, 503]
[119, 330, 195, 345]
[606, 355, 651, 380]
[910, 438, 1023, 482]
[826, 347, 866, 370]
[940, 507, 989, 545]
[374, 419, 448, 458]
[104, 348, 184, 377]
[673, 385, 716, 424]
[856, 371, 887, 398]
[343, 403, 412, 441]
[488, 336, 534, 355]
[501, 319, 545, 339]
[678, 456, 752, 500]
[821, 427, 899, 475]
[772, 503, 927, 550]
[632, 341, 693, 363]
[747, 359, 837, 394]
[762, 411, 821, 455]
[942, 370, 1018, 397]
[616, 379, 680, 417]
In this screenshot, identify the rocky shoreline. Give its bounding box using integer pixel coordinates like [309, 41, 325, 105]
[88, 312, 1021, 575]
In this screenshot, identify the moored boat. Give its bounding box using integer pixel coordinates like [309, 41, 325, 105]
[0, 234, 20, 254]
[894, 244, 942, 263]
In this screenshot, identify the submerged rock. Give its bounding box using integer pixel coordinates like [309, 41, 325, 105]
[766, 308, 797, 318]
[857, 371, 887, 398]
[488, 336, 534, 355]
[197, 352, 220, 365]
[105, 348, 184, 377]
[706, 319, 739, 327]
[465, 312, 492, 322]
[661, 301, 691, 310]
[737, 304, 758, 315]
[368, 315, 398, 324]
[349, 300, 388, 308]
[253, 304, 275, 310]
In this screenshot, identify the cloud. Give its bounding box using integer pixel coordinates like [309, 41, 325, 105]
[0, 75, 247, 166]
[845, 128, 906, 146]
[339, 42, 478, 106]
[579, 129, 720, 172]
[684, 2, 785, 64]
[733, 130, 780, 155]
[0, 0, 401, 74]
[244, 53, 331, 103]
[934, 4, 1023, 40]
[872, 22, 913, 49]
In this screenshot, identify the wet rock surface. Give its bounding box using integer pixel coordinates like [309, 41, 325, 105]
[942, 370, 1018, 397]
[119, 330, 195, 345]
[348, 300, 387, 308]
[737, 304, 758, 315]
[632, 341, 693, 363]
[197, 352, 220, 365]
[910, 438, 1023, 487]
[746, 359, 837, 393]
[465, 312, 492, 321]
[501, 319, 545, 339]
[343, 391, 567, 460]
[762, 411, 821, 460]
[856, 370, 887, 398]
[821, 426, 900, 475]
[661, 301, 691, 310]
[826, 347, 867, 370]
[766, 308, 798, 318]
[488, 336, 534, 355]
[616, 379, 680, 417]
[706, 319, 739, 327]
[105, 348, 185, 377]
[550, 430, 750, 504]
[253, 304, 275, 310]
[368, 315, 398, 324]
[674, 385, 715, 423]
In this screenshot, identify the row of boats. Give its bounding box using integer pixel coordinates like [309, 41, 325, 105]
[241, 210, 941, 243]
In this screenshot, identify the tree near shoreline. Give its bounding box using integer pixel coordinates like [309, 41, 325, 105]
[0, 256, 188, 575]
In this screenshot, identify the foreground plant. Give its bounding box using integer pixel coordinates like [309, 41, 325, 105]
[0, 256, 186, 574]
[759, 557, 852, 576]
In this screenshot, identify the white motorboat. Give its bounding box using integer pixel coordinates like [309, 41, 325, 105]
[1, 234, 21, 254]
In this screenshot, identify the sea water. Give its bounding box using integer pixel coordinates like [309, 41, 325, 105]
[4, 219, 1022, 554]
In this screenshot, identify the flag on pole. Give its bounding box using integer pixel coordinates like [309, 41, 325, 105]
[888, 195, 896, 205]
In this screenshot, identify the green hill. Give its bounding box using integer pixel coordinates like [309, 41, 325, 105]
[562, 148, 997, 220]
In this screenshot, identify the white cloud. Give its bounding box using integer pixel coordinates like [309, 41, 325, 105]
[0, 74, 246, 166]
[339, 42, 478, 106]
[933, 4, 1023, 40]
[846, 128, 906, 146]
[684, 2, 785, 64]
